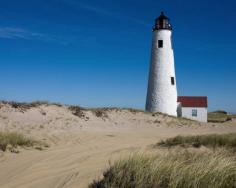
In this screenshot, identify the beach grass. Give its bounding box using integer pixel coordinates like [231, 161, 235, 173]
[0, 132, 44, 152]
[157, 133, 236, 149]
[90, 150, 236, 188]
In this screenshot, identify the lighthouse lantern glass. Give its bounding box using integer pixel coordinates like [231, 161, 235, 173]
[153, 12, 172, 31]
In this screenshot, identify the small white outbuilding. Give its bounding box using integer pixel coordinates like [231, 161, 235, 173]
[177, 96, 208, 122]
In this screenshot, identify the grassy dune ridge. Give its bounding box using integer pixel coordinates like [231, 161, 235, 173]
[157, 133, 236, 149]
[90, 150, 236, 188]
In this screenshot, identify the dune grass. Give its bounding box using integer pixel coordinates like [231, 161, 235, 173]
[91, 134, 236, 187]
[0, 100, 62, 112]
[68, 105, 86, 118]
[92, 109, 108, 118]
[157, 133, 236, 149]
[90, 150, 236, 188]
[0, 132, 42, 152]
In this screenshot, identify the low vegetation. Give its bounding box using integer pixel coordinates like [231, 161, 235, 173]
[90, 150, 236, 188]
[92, 134, 236, 187]
[229, 114, 236, 119]
[157, 133, 236, 149]
[93, 110, 108, 118]
[0, 132, 46, 152]
[68, 105, 86, 118]
[124, 108, 146, 114]
[208, 111, 232, 123]
[69, 106, 109, 119]
[0, 100, 62, 112]
[89, 108, 109, 119]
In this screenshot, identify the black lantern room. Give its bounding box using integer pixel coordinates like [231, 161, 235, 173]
[153, 12, 172, 31]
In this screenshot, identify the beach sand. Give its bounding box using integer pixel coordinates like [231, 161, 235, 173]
[0, 103, 236, 188]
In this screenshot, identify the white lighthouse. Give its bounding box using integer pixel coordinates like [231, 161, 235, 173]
[146, 12, 178, 116]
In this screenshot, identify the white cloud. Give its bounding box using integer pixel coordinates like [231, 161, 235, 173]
[0, 27, 70, 45]
[0, 27, 43, 40]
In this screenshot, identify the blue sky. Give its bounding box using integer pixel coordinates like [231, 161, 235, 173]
[0, 0, 236, 112]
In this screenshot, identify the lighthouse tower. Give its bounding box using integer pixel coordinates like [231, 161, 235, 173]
[146, 12, 177, 116]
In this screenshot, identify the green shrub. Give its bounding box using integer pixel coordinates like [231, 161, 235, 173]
[208, 111, 231, 123]
[212, 110, 228, 114]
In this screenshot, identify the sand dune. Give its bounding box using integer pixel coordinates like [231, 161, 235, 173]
[0, 103, 236, 188]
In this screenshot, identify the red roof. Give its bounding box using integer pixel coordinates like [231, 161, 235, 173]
[178, 96, 208, 108]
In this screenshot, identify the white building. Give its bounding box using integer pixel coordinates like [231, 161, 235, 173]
[146, 12, 177, 116]
[177, 96, 208, 122]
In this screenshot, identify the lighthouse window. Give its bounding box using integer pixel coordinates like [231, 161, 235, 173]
[171, 77, 175, 85]
[158, 40, 163, 48]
